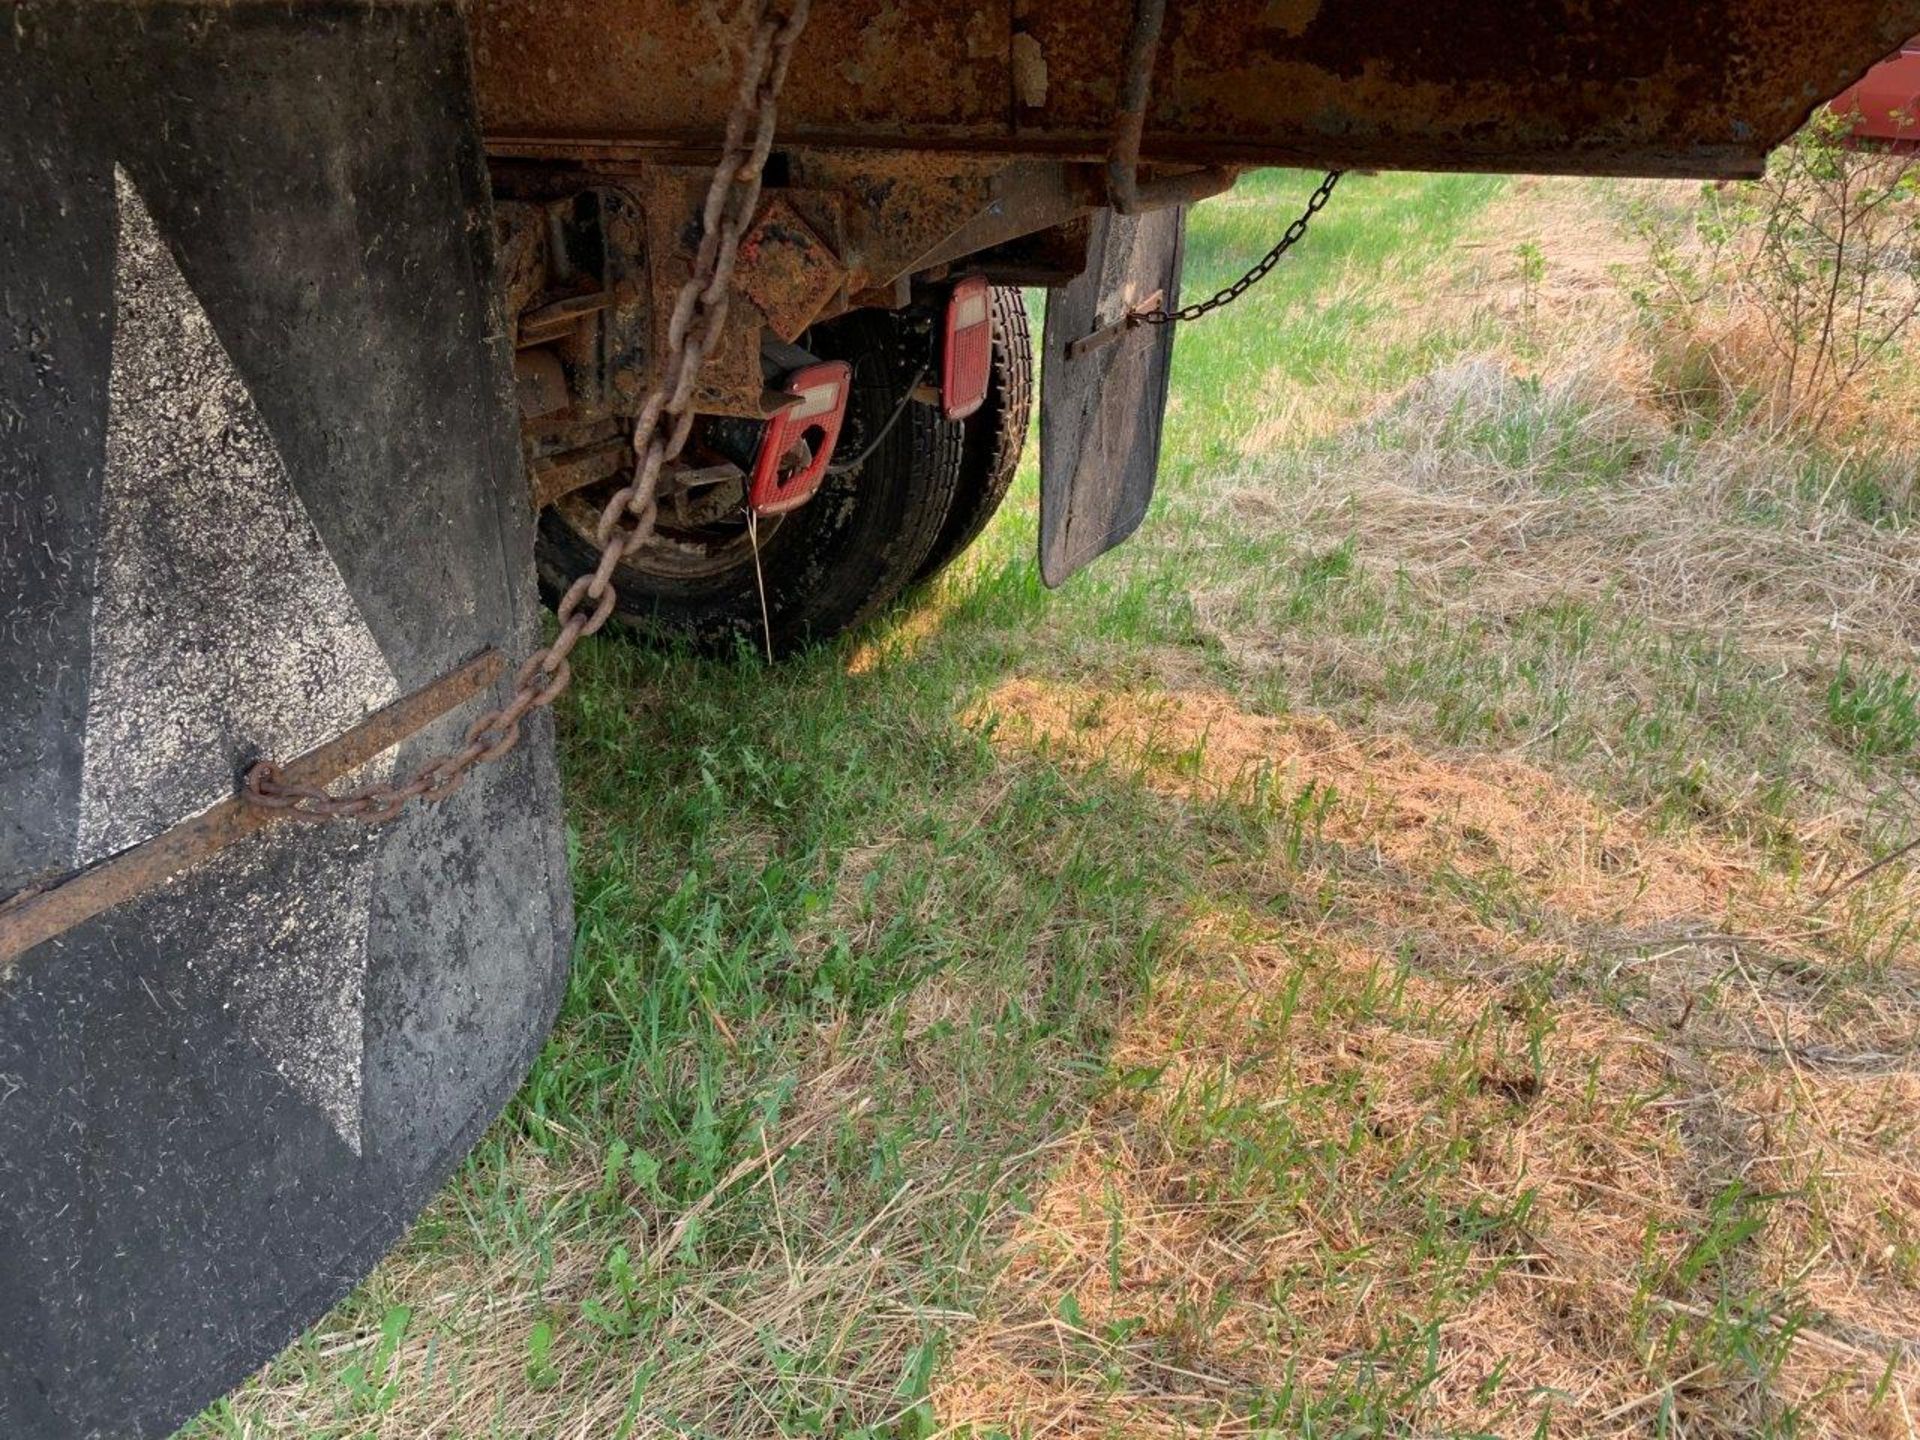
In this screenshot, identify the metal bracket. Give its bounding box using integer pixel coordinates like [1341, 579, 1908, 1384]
[0, 649, 506, 970]
[1104, 0, 1238, 216]
[529, 437, 634, 510]
[1065, 289, 1163, 361]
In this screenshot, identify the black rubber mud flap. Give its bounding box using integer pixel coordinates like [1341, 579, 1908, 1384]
[0, 6, 570, 1437]
[1037, 205, 1186, 587]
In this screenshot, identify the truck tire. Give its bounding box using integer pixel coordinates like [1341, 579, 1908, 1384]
[914, 286, 1033, 583]
[535, 307, 964, 656]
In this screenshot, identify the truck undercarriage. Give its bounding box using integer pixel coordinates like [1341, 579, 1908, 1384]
[3, 1, 1917, 1433]
[489, 0, 1920, 637]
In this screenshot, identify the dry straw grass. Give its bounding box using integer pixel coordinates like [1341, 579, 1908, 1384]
[946, 675, 1920, 1438]
[244, 1039, 1036, 1440]
[1197, 176, 1920, 842]
[1219, 352, 1920, 665]
[937, 176, 1919, 1436]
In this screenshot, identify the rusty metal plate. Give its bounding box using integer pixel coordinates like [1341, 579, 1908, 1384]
[734, 194, 848, 340]
[471, 0, 1920, 181]
[1017, 0, 1920, 176]
[0, 6, 569, 1436]
[472, 0, 1012, 145]
[1038, 205, 1184, 588]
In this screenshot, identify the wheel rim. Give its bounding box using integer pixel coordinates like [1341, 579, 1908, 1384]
[552, 473, 787, 583]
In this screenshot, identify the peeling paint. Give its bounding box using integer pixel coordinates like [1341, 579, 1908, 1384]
[473, 0, 1920, 179]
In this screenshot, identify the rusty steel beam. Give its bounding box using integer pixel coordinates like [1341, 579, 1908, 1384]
[492, 152, 1092, 422]
[0, 650, 507, 972]
[471, 0, 1920, 180]
[528, 437, 632, 510]
[1099, 0, 1237, 216]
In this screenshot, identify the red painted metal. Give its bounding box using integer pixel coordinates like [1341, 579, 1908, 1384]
[1831, 37, 1920, 144]
[747, 360, 852, 515]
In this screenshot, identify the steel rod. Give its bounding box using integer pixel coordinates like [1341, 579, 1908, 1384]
[0, 649, 506, 971]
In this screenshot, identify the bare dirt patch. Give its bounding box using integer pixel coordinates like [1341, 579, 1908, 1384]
[970, 676, 1769, 928]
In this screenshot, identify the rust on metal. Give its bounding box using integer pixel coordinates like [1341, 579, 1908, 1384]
[1102, 0, 1159, 214]
[733, 194, 847, 340]
[787, 149, 1007, 289]
[887, 157, 1090, 277]
[1065, 288, 1161, 362]
[639, 164, 769, 418]
[0, 649, 506, 970]
[529, 436, 632, 510]
[1100, 0, 1239, 217]
[518, 289, 614, 347]
[513, 347, 569, 420]
[491, 151, 1088, 405]
[471, 1, 1009, 153]
[1120, 165, 1239, 213]
[471, 0, 1920, 180]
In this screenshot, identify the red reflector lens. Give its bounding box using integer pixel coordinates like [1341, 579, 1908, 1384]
[747, 360, 852, 516]
[942, 276, 992, 422]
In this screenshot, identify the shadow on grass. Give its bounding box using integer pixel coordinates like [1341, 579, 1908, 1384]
[371, 581, 1200, 1437]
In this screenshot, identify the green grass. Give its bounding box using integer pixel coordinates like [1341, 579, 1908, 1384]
[1828, 658, 1920, 763]
[188, 170, 1919, 1439]
[1160, 169, 1508, 484]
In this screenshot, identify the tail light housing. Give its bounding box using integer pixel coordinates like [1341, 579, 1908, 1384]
[941, 276, 992, 421]
[747, 360, 852, 515]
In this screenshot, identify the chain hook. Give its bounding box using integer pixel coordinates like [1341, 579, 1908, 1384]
[1136, 169, 1343, 328]
[245, 0, 813, 822]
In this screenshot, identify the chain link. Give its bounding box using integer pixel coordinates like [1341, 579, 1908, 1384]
[1138, 170, 1342, 326]
[243, 0, 812, 823]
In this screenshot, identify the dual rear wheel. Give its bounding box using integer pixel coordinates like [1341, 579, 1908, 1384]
[535, 288, 1032, 657]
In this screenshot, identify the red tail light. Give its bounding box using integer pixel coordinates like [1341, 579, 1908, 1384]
[747, 360, 852, 515]
[942, 276, 992, 421]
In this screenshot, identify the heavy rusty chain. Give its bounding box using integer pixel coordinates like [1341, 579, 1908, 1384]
[1137, 170, 1342, 326]
[243, 0, 812, 823]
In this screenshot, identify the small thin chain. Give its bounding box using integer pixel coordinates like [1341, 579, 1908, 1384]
[1138, 170, 1342, 326]
[243, 0, 811, 823]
